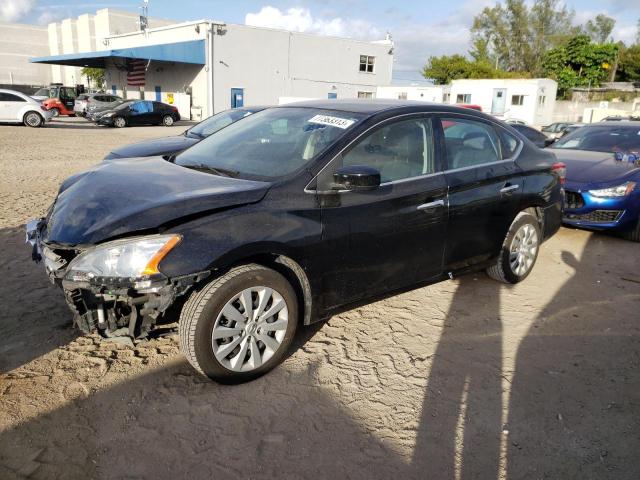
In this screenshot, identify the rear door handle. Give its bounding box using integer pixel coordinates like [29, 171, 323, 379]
[500, 184, 520, 194]
[417, 199, 445, 211]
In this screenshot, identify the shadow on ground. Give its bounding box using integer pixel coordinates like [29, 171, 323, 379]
[1, 231, 638, 479]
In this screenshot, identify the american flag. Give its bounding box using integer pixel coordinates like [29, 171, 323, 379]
[127, 59, 147, 86]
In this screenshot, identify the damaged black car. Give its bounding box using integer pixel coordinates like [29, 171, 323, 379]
[27, 100, 563, 383]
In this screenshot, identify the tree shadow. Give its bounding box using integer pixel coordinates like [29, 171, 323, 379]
[412, 275, 504, 478]
[506, 234, 640, 479]
[0, 226, 76, 373]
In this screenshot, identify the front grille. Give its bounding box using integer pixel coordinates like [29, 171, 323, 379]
[564, 190, 584, 209]
[564, 210, 623, 223]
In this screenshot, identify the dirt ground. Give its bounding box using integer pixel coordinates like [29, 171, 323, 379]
[0, 117, 639, 480]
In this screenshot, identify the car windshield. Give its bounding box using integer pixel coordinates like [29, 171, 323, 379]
[114, 101, 135, 111]
[175, 107, 364, 180]
[187, 109, 259, 139]
[551, 125, 640, 153]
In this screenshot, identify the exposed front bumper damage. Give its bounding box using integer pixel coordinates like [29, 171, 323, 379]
[26, 218, 208, 341]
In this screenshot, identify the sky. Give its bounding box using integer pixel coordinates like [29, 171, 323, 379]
[1, 0, 639, 81]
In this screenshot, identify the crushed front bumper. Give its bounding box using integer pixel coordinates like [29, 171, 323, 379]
[26, 218, 209, 340]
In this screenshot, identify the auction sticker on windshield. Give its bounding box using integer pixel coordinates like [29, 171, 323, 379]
[308, 115, 356, 129]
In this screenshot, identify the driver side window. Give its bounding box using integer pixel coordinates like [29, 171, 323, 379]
[341, 117, 436, 183]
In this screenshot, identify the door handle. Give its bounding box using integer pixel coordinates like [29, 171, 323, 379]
[500, 184, 520, 194]
[417, 199, 445, 211]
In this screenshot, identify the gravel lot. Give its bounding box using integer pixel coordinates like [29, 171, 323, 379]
[1, 117, 639, 479]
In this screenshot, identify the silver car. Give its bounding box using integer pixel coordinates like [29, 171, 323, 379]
[74, 93, 122, 117]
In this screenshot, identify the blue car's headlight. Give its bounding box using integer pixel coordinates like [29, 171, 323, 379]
[588, 181, 636, 198]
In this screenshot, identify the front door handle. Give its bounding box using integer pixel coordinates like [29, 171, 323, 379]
[500, 184, 520, 195]
[417, 199, 445, 211]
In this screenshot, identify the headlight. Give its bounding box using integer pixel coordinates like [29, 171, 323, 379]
[65, 234, 181, 283]
[588, 181, 636, 198]
[103, 112, 115, 118]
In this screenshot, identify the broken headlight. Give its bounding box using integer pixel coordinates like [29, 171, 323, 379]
[65, 234, 181, 283]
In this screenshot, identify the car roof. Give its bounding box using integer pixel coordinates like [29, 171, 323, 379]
[274, 98, 492, 117]
[0, 89, 33, 100]
[583, 121, 640, 127]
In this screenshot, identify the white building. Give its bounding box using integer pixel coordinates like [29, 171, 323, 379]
[377, 83, 450, 103]
[448, 79, 557, 126]
[30, 14, 394, 120]
[0, 9, 172, 91]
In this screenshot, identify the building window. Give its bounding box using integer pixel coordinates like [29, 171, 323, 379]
[398, 92, 408, 100]
[358, 91, 374, 99]
[456, 93, 471, 104]
[359, 55, 375, 73]
[512, 95, 525, 106]
[538, 95, 546, 106]
[443, 93, 451, 103]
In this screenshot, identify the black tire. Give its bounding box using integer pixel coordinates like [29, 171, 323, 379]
[113, 116, 126, 128]
[23, 111, 43, 128]
[50, 107, 60, 117]
[622, 219, 640, 242]
[162, 115, 174, 126]
[179, 264, 298, 384]
[487, 211, 541, 284]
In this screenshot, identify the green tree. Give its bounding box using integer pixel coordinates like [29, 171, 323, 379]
[471, 0, 576, 75]
[81, 67, 105, 90]
[422, 54, 525, 84]
[542, 35, 619, 98]
[617, 44, 640, 81]
[584, 14, 616, 44]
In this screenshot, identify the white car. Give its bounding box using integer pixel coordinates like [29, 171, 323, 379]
[0, 89, 53, 127]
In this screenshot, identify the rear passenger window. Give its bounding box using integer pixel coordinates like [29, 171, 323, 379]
[498, 129, 521, 158]
[342, 118, 436, 183]
[441, 118, 502, 169]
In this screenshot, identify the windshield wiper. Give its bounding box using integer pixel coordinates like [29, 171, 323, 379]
[181, 163, 239, 177]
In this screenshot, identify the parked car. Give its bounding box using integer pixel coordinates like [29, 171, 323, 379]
[558, 123, 584, 138]
[74, 93, 122, 117]
[602, 115, 640, 122]
[505, 119, 528, 126]
[549, 122, 640, 241]
[541, 122, 570, 139]
[103, 106, 266, 160]
[510, 124, 555, 148]
[95, 100, 180, 127]
[26, 100, 563, 383]
[87, 100, 128, 121]
[0, 89, 53, 127]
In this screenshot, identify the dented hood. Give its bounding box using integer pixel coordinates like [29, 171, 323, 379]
[45, 156, 270, 245]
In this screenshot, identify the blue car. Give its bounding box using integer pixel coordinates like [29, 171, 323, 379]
[550, 122, 640, 241]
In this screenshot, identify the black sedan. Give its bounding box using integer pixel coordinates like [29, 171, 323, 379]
[103, 106, 266, 160]
[96, 100, 180, 128]
[510, 124, 555, 148]
[26, 100, 563, 383]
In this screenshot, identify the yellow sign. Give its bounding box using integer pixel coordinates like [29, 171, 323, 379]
[167, 93, 174, 104]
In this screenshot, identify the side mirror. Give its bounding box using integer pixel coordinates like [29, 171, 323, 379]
[332, 165, 381, 191]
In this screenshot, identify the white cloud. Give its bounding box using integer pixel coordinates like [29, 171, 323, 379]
[245, 6, 380, 39]
[0, 0, 36, 22]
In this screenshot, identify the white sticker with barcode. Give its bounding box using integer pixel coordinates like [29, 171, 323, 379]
[308, 115, 355, 129]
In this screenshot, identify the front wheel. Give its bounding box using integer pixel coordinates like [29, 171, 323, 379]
[113, 116, 126, 128]
[162, 115, 174, 126]
[179, 264, 298, 383]
[50, 107, 60, 117]
[23, 111, 43, 128]
[487, 211, 541, 284]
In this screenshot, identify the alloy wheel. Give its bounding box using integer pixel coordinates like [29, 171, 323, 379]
[114, 117, 126, 128]
[163, 115, 174, 126]
[211, 286, 289, 372]
[25, 113, 42, 127]
[509, 223, 539, 276]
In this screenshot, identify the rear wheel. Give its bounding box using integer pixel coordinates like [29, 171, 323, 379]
[162, 115, 174, 126]
[50, 107, 60, 117]
[113, 116, 126, 128]
[179, 264, 298, 383]
[487, 211, 541, 284]
[23, 111, 43, 128]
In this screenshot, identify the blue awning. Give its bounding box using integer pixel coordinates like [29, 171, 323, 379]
[30, 39, 205, 68]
